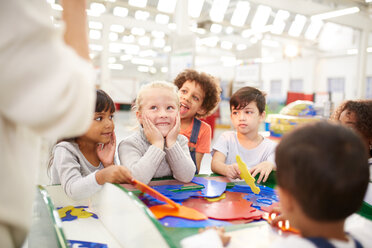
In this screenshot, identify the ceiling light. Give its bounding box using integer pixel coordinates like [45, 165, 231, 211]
[210, 23, 222, 33]
[89, 21, 103, 30]
[311, 7, 360, 20]
[157, 0, 177, 13]
[131, 27, 146, 36]
[163, 46, 172, 52]
[135, 10, 150, 20]
[367, 47, 372, 53]
[110, 24, 125, 33]
[230, 1, 250, 27]
[305, 20, 323, 40]
[155, 14, 170, 24]
[284, 44, 299, 57]
[150, 67, 157, 74]
[210, 0, 230, 22]
[271, 10, 290, 35]
[108, 64, 123, 70]
[139, 50, 157, 57]
[251, 5, 272, 30]
[113, 7, 128, 17]
[89, 30, 101, 40]
[129, 0, 147, 8]
[89, 3, 105, 16]
[288, 14, 307, 37]
[108, 57, 116, 64]
[131, 58, 154, 66]
[137, 66, 149, 73]
[161, 67, 168, 73]
[225, 26, 234, 34]
[188, 0, 204, 18]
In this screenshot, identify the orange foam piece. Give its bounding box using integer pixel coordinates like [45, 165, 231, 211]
[149, 204, 207, 220]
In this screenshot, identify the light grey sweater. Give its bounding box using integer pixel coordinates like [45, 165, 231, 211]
[118, 128, 196, 184]
[50, 141, 103, 200]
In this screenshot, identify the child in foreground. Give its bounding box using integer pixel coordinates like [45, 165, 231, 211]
[211, 86, 276, 183]
[50, 90, 133, 200]
[271, 121, 370, 247]
[118, 81, 195, 184]
[174, 69, 221, 172]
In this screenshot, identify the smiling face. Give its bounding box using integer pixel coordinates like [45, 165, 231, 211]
[137, 88, 179, 137]
[81, 111, 115, 144]
[230, 101, 265, 135]
[178, 80, 206, 120]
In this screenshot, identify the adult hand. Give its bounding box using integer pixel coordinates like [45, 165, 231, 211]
[142, 115, 164, 149]
[97, 131, 116, 167]
[96, 165, 133, 185]
[250, 161, 275, 184]
[165, 112, 180, 148]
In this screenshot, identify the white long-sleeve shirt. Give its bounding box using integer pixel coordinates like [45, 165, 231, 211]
[0, 0, 95, 247]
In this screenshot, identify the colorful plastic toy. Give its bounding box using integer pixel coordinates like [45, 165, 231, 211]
[236, 155, 260, 194]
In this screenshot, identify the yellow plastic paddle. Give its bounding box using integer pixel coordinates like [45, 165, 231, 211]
[236, 155, 260, 194]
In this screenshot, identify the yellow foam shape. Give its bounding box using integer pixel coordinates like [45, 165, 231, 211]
[205, 193, 226, 202]
[236, 155, 260, 194]
[70, 208, 93, 218]
[58, 206, 74, 218]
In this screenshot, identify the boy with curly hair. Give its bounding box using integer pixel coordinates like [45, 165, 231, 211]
[173, 69, 221, 173]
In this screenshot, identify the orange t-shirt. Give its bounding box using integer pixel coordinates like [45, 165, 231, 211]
[180, 119, 211, 154]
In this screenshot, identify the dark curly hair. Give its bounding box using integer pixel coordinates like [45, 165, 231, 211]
[330, 100, 372, 146]
[173, 69, 221, 118]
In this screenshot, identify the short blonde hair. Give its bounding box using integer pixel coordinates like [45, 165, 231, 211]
[133, 81, 179, 112]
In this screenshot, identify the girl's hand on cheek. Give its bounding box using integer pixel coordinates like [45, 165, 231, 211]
[166, 113, 180, 148]
[97, 131, 116, 167]
[143, 115, 164, 149]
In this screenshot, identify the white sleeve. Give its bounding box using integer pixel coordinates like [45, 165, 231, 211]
[52, 146, 102, 200]
[180, 229, 224, 248]
[0, 0, 95, 140]
[212, 132, 229, 156]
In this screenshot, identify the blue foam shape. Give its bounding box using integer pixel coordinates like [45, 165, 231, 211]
[191, 177, 226, 198]
[159, 216, 231, 228]
[68, 239, 108, 248]
[150, 185, 201, 201]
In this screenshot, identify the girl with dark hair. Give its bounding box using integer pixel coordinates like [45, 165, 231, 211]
[49, 90, 132, 200]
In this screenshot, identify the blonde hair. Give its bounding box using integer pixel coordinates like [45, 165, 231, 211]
[133, 81, 180, 112]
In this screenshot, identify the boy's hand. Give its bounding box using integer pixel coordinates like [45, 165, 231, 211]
[96, 131, 116, 167]
[250, 161, 275, 183]
[165, 113, 180, 148]
[96, 165, 133, 185]
[142, 115, 164, 149]
[225, 163, 241, 179]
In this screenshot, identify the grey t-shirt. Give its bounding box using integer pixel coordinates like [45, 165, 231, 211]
[50, 141, 103, 200]
[212, 131, 277, 168]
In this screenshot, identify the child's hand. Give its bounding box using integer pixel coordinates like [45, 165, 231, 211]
[250, 161, 275, 183]
[199, 227, 231, 247]
[225, 163, 241, 179]
[96, 165, 133, 185]
[165, 112, 180, 148]
[142, 115, 164, 149]
[96, 131, 116, 167]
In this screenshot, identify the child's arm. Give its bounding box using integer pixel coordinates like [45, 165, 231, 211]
[95, 165, 133, 184]
[96, 131, 116, 167]
[165, 135, 196, 182]
[118, 136, 166, 184]
[211, 151, 241, 179]
[250, 161, 276, 183]
[195, 152, 204, 172]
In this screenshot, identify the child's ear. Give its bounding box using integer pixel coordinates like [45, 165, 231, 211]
[259, 110, 266, 122]
[197, 108, 207, 116]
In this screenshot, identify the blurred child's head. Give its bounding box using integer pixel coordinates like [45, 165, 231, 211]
[229, 86, 266, 134]
[134, 81, 179, 137]
[173, 69, 221, 119]
[81, 89, 116, 144]
[331, 100, 372, 152]
[275, 121, 369, 229]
